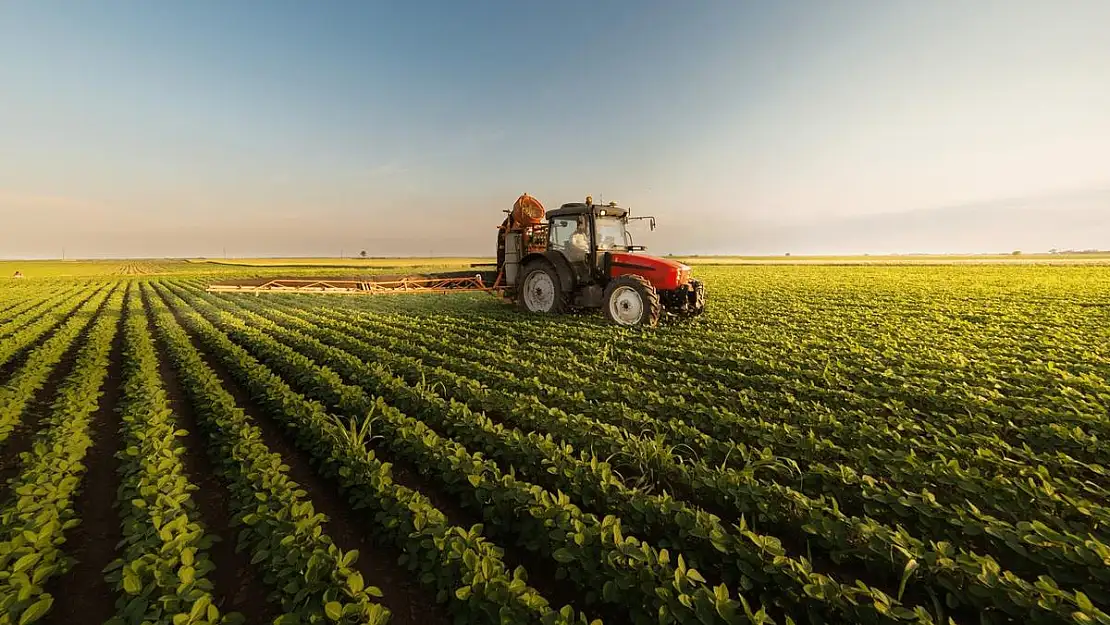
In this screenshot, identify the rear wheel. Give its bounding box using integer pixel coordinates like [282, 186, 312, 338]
[517, 261, 565, 314]
[603, 275, 661, 327]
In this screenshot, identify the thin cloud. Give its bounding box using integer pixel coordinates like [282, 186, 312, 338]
[367, 161, 409, 178]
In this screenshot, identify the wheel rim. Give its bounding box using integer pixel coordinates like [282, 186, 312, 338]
[609, 285, 644, 325]
[523, 270, 555, 312]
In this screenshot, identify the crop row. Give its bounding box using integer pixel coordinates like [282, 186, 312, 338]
[0, 283, 124, 624]
[103, 286, 237, 625]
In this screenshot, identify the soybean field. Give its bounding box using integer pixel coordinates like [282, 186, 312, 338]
[0, 263, 1107, 625]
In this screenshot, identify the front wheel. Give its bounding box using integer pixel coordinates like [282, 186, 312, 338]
[602, 275, 661, 327]
[688, 280, 706, 316]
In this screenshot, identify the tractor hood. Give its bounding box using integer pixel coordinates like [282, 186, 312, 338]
[607, 252, 692, 291]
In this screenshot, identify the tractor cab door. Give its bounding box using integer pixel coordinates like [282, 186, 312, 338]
[548, 215, 593, 284]
[593, 215, 629, 276]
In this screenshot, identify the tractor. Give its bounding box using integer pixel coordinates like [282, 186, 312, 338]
[496, 193, 705, 326]
[205, 192, 706, 328]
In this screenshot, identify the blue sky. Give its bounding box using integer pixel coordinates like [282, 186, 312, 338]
[2, 1, 1108, 257]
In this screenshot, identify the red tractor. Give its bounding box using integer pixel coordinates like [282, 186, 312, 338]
[496, 194, 705, 326]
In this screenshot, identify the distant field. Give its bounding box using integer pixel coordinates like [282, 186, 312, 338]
[0, 260, 197, 278]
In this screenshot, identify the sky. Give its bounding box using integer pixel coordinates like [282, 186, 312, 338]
[1, 0, 1108, 258]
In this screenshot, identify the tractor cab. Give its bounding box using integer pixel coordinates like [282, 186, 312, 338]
[499, 194, 706, 326]
[547, 201, 623, 280]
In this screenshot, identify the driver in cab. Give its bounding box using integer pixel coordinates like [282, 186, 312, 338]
[567, 218, 589, 262]
[562, 195, 593, 262]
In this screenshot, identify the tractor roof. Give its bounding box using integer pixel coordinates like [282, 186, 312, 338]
[546, 203, 629, 219]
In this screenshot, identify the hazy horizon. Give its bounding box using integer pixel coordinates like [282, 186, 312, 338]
[2, 1, 1109, 258]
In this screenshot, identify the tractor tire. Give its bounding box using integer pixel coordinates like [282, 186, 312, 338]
[602, 275, 661, 327]
[517, 261, 566, 315]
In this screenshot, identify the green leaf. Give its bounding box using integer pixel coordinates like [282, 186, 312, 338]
[552, 548, 575, 563]
[190, 595, 211, 619]
[347, 572, 364, 595]
[325, 601, 343, 621]
[897, 558, 919, 601]
[13, 553, 40, 573]
[122, 569, 142, 595]
[19, 596, 54, 624]
[455, 585, 472, 600]
[1075, 592, 1094, 612]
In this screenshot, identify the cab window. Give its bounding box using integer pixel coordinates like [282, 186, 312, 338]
[550, 216, 589, 262]
[549, 218, 578, 248]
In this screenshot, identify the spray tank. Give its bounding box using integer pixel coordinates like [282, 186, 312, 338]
[498, 193, 548, 286]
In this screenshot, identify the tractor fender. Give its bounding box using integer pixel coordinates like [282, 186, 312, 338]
[521, 251, 577, 293]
